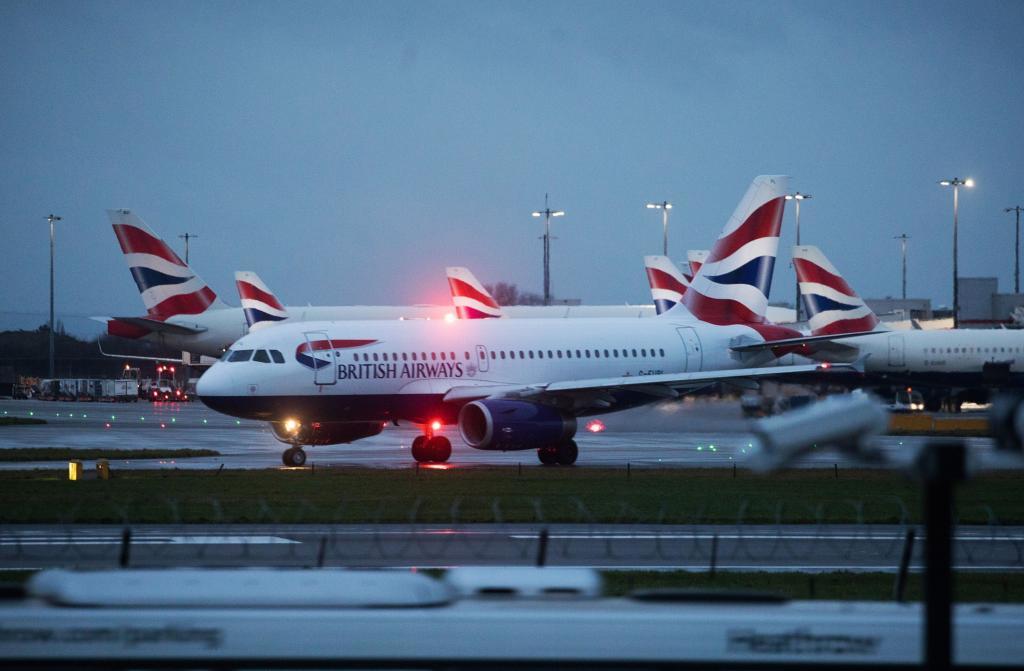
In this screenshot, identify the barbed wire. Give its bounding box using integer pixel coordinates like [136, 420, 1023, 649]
[2, 497, 1021, 570]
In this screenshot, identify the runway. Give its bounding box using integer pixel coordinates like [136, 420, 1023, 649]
[0, 399, 1008, 470]
[1, 523, 1021, 571]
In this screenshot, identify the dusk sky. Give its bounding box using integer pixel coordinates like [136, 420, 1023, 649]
[2, 0, 1023, 336]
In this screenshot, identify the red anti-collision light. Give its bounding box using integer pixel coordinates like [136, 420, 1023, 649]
[585, 419, 606, 433]
[430, 420, 442, 431]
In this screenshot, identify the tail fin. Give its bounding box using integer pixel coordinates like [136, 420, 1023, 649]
[793, 245, 880, 336]
[686, 250, 709, 279]
[107, 209, 225, 320]
[672, 175, 788, 324]
[644, 256, 690, 315]
[446, 267, 503, 319]
[235, 271, 289, 331]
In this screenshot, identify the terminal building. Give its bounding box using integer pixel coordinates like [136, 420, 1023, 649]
[958, 277, 1024, 328]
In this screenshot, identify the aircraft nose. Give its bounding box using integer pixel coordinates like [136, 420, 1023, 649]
[196, 362, 236, 408]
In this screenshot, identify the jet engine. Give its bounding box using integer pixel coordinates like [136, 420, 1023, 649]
[458, 400, 576, 451]
[271, 420, 384, 446]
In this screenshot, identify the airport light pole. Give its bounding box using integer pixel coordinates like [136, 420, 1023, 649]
[895, 234, 910, 300]
[645, 201, 673, 256]
[532, 194, 565, 306]
[178, 232, 199, 264]
[939, 178, 974, 328]
[45, 214, 63, 378]
[785, 193, 812, 320]
[1006, 206, 1023, 294]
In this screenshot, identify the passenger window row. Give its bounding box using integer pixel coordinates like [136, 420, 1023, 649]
[224, 349, 285, 363]
[350, 348, 668, 362]
[925, 346, 1022, 354]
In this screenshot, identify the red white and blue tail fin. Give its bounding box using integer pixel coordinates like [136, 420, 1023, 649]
[235, 271, 289, 331]
[793, 245, 880, 336]
[673, 175, 788, 324]
[687, 250, 709, 280]
[643, 256, 690, 315]
[446, 267, 503, 319]
[107, 209, 226, 320]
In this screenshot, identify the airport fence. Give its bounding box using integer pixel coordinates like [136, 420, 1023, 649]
[2, 495, 1022, 573]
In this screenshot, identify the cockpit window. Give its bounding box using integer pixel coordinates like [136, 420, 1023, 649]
[253, 349, 271, 363]
[228, 349, 253, 362]
[220, 350, 232, 362]
[270, 349, 285, 364]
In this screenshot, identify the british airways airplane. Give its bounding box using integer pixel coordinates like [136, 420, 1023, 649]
[794, 244, 1024, 410]
[198, 176, 850, 467]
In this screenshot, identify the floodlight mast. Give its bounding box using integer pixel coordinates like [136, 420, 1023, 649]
[645, 201, 672, 256]
[532, 194, 565, 306]
[939, 178, 974, 328]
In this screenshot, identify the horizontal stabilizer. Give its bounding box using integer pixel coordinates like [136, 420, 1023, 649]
[729, 330, 878, 353]
[108, 316, 207, 336]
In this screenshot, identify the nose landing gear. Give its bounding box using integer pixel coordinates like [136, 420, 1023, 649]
[411, 423, 452, 463]
[282, 446, 307, 467]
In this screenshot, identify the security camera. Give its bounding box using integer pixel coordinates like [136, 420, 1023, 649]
[747, 393, 889, 472]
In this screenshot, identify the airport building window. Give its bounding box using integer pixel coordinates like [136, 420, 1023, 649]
[253, 350, 271, 363]
[270, 350, 284, 363]
[228, 349, 253, 362]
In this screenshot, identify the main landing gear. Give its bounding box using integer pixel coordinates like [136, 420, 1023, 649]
[282, 446, 307, 467]
[537, 440, 578, 466]
[411, 423, 452, 463]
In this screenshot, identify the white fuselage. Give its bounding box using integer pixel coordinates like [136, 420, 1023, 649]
[196, 316, 774, 424]
[825, 328, 1024, 386]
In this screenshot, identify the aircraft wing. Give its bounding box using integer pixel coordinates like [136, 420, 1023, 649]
[729, 330, 877, 353]
[107, 317, 207, 336]
[442, 362, 856, 408]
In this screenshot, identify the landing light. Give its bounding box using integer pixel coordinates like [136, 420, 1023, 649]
[819, 362, 831, 369]
[284, 418, 301, 434]
[444, 312, 456, 323]
[430, 420, 442, 431]
[585, 419, 606, 433]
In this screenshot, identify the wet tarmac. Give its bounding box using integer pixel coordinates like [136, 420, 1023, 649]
[0, 398, 1009, 471]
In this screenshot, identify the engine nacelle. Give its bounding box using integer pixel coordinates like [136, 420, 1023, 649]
[271, 420, 384, 446]
[458, 400, 576, 451]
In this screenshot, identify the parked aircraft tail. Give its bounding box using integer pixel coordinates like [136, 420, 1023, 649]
[793, 245, 880, 336]
[670, 175, 789, 325]
[107, 209, 226, 321]
[235, 271, 289, 331]
[643, 256, 690, 315]
[446, 267, 503, 319]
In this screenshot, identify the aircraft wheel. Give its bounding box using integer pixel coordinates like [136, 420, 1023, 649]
[283, 447, 307, 467]
[537, 445, 558, 466]
[555, 439, 578, 466]
[411, 435, 428, 462]
[428, 436, 452, 463]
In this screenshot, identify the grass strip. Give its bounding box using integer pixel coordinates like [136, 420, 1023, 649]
[0, 466, 1020, 524]
[0, 448, 220, 462]
[0, 417, 47, 426]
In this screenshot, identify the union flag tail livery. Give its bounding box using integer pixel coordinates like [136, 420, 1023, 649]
[687, 250, 709, 279]
[643, 256, 690, 315]
[108, 209, 225, 321]
[446, 267, 503, 319]
[674, 175, 788, 325]
[235, 271, 289, 331]
[793, 245, 880, 336]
